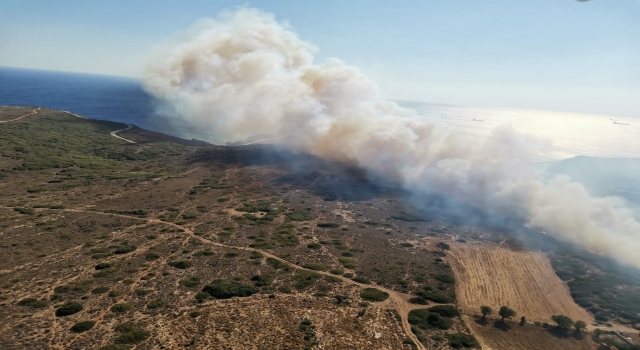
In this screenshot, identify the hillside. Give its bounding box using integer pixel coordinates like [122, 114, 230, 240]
[0, 106, 627, 350]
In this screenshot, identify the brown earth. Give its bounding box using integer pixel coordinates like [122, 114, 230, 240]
[464, 315, 598, 350]
[447, 243, 593, 324]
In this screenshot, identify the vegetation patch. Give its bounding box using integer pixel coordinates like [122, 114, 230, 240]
[360, 288, 389, 302]
[202, 279, 259, 299]
[293, 270, 322, 290]
[408, 309, 453, 330]
[71, 321, 96, 333]
[110, 303, 133, 313]
[302, 262, 328, 271]
[168, 260, 193, 269]
[56, 301, 83, 317]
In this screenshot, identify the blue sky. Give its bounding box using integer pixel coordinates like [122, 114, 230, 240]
[1, 0, 638, 117]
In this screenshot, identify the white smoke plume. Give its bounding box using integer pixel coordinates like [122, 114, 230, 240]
[142, 8, 640, 268]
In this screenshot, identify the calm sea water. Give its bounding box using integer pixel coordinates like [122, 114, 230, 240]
[0, 67, 158, 128]
[2, 67, 638, 160]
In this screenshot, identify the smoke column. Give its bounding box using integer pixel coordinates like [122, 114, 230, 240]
[142, 8, 640, 268]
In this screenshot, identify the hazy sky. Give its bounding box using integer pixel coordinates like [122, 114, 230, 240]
[1, 0, 638, 117]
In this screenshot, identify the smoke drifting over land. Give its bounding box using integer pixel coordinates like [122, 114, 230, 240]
[142, 8, 640, 268]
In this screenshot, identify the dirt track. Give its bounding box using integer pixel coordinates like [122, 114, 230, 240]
[447, 243, 592, 323]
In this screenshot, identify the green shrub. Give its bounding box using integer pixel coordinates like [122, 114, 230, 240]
[278, 285, 292, 293]
[286, 210, 314, 221]
[168, 260, 193, 269]
[114, 329, 151, 344]
[307, 242, 321, 250]
[330, 269, 344, 275]
[224, 251, 240, 258]
[113, 245, 136, 254]
[134, 289, 152, 296]
[416, 291, 454, 303]
[190, 311, 202, 318]
[360, 288, 389, 302]
[194, 292, 210, 301]
[352, 276, 371, 284]
[408, 309, 453, 330]
[145, 252, 160, 261]
[147, 299, 166, 309]
[447, 333, 480, 348]
[108, 291, 121, 298]
[409, 297, 428, 305]
[428, 305, 460, 318]
[293, 270, 322, 290]
[400, 242, 414, 248]
[14, 207, 35, 215]
[92, 286, 110, 294]
[251, 274, 273, 287]
[302, 262, 328, 271]
[56, 301, 83, 317]
[17, 297, 37, 306]
[179, 277, 201, 288]
[202, 279, 259, 299]
[266, 257, 287, 269]
[95, 262, 113, 270]
[249, 251, 264, 259]
[434, 273, 455, 284]
[71, 321, 95, 333]
[193, 249, 214, 256]
[110, 303, 133, 313]
[97, 345, 131, 350]
[338, 257, 356, 268]
[317, 223, 340, 228]
[325, 276, 341, 283]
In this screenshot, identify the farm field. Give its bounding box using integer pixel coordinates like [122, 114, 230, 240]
[448, 243, 592, 324]
[464, 315, 597, 350]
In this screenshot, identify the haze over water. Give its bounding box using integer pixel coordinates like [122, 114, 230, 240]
[402, 102, 640, 160]
[1, 67, 638, 161]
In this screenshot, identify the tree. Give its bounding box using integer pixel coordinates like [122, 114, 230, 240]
[551, 315, 574, 329]
[437, 242, 451, 253]
[574, 320, 587, 332]
[480, 306, 492, 319]
[498, 306, 516, 321]
[520, 316, 526, 326]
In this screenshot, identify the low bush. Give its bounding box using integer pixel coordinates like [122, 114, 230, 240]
[330, 269, 344, 275]
[360, 288, 389, 302]
[251, 274, 273, 287]
[202, 279, 259, 299]
[409, 297, 429, 305]
[92, 287, 110, 294]
[167, 260, 193, 269]
[408, 309, 453, 330]
[302, 262, 327, 271]
[447, 333, 480, 349]
[179, 277, 201, 288]
[145, 252, 160, 261]
[434, 273, 455, 284]
[317, 223, 340, 228]
[114, 329, 150, 344]
[110, 303, 133, 313]
[428, 305, 460, 318]
[95, 262, 113, 270]
[113, 245, 137, 254]
[147, 299, 166, 309]
[56, 301, 83, 317]
[193, 249, 214, 256]
[352, 276, 371, 284]
[293, 270, 322, 290]
[71, 321, 95, 333]
[338, 257, 356, 269]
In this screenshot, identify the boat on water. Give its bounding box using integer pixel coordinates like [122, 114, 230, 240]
[473, 119, 484, 121]
[613, 122, 630, 125]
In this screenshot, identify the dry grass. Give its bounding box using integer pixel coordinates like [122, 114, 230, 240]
[448, 243, 592, 323]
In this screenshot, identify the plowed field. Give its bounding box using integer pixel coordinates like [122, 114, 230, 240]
[448, 244, 592, 323]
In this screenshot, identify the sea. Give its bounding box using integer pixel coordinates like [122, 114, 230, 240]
[1, 66, 639, 200]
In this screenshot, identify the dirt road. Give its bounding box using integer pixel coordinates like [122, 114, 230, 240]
[109, 124, 136, 143]
[0, 107, 40, 123]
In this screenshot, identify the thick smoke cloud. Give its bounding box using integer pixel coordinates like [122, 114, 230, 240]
[142, 8, 640, 268]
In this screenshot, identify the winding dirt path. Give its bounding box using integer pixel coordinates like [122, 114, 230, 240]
[0, 107, 40, 123]
[109, 124, 136, 143]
